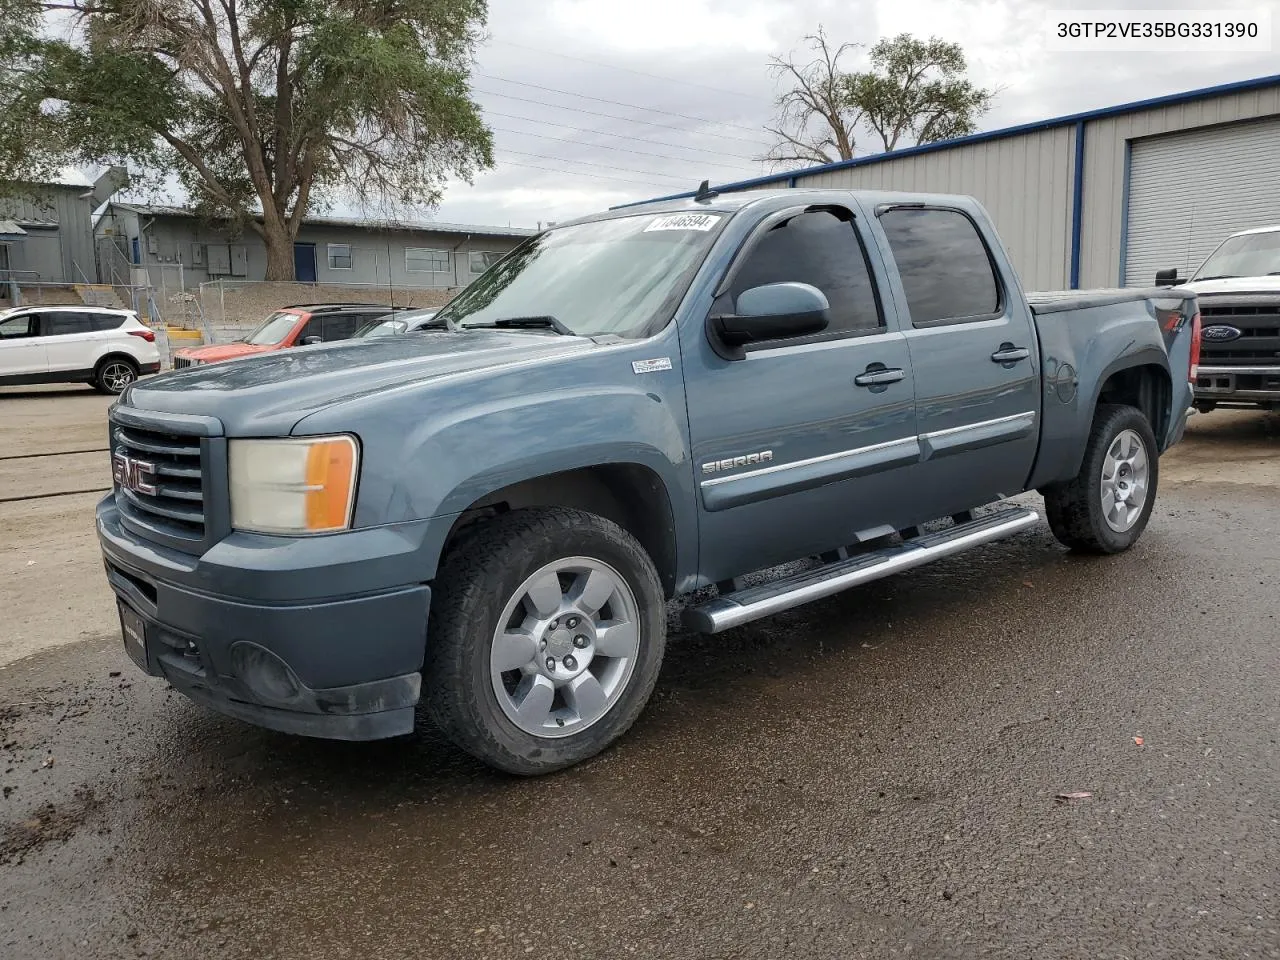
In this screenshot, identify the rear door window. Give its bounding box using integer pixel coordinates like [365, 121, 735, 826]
[879, 208, 1002, 326]
[321, 313, 364, 341]
[41, 312, 94, 337]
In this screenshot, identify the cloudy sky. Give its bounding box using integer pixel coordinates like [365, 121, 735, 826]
[428, 0, 1279, 228]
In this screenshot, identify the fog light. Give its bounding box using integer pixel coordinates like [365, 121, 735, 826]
[230, 642, 303, 705]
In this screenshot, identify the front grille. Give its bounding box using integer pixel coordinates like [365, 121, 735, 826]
[1198, 301, 1280, 366]
[172, 356, 192, 370]
[111, 420, 206, 541]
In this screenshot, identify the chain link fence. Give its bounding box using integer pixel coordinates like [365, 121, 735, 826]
[194, 280, 457, 341]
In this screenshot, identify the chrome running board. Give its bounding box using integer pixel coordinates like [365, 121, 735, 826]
[685, 507, 1040, 634]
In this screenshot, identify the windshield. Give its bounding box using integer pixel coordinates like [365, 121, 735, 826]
[245, 310, 302, 345]
[355, 318, 407, 338]
[1193, 230, 1280, 280]
[436, 211, 727, 338]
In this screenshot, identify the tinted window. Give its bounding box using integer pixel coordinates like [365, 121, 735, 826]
[321, 314, 363, 341]
[91, 313, 125, 332]
[724, 209, 882, 341]
[880, 209, 1000, 325]
[0, 313, 34, 339]
[41, 312, 94, 336]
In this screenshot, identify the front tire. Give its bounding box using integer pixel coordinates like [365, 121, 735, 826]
[94, 357, 138, 395]
[1043, 403, 1159, 554]
[424, 508, 666, 775]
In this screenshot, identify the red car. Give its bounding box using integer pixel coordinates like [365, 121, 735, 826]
[172, 303, 407, 368]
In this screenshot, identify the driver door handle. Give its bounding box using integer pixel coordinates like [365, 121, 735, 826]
[854, 367, 906, 387]
[991, 344, 1030, 363]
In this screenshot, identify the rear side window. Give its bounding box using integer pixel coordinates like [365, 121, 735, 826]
[91, 313, 126, 332]
[879, 208, 1001, 325]
[321, 314, 364, 341]
[724, 208, 883, 343]
[41, 312, 94, 336]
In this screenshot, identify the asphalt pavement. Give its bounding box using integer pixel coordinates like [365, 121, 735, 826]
[1, 408, 1278, 959]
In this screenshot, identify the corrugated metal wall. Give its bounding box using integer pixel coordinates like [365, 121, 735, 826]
[1078, 86, 1280, 288]
[1123, 116, 1280, 286]
[791, 126, 1076, 291]
[0, 185, 97, 282]
[711, 83, 1280, 293]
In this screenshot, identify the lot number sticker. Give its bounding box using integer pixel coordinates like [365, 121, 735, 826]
[644, 213, 721, 232]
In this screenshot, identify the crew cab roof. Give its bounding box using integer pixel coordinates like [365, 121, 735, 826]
[557, 188, 990, 232]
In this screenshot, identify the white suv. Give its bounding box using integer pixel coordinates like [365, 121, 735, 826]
[0, 305, 161, 394]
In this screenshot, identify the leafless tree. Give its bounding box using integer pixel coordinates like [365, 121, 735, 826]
[761, 27, 863, 168]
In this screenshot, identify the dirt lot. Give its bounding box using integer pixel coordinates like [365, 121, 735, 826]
[1, 384, 1279, 959]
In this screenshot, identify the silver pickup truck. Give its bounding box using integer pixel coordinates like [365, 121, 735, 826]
[98, 189, 1198, 774]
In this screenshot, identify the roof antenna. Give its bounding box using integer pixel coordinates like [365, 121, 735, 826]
[693, 179, 719, 203]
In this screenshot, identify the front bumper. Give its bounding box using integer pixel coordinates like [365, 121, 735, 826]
[97, 495, 432, 740]
[1195, 365, 1280, 405]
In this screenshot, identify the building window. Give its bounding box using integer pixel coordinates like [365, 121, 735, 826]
[327, 243, 352, 270]
[469, 250, 502, 275]
[406, 247, 450, 274]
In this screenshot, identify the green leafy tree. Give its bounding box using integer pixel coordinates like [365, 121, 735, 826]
[846, 34, 995, 153]
[0, 0, 494, 279]
[764, 29, 994, 167]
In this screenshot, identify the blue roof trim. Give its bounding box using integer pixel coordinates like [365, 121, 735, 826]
[615, 71, 1280, 209]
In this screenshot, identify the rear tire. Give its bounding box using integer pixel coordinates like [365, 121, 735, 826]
[424, 508, 666, 775]
[1043, 403, 1159, 554]
[94, 357, 138, 395]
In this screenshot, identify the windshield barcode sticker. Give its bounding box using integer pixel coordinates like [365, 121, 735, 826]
[644, 213, 721, 232]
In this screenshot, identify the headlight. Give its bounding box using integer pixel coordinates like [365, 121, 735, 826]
[229, 436, 358, 534]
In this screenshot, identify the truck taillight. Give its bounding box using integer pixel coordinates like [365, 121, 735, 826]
[129, 329, 157, 343]
[1188, 311, 1201, 380]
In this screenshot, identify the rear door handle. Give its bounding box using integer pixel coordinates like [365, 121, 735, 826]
[991, 344, 1030, 364]
[854, 366, 906, 387]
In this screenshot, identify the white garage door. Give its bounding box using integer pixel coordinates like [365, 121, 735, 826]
[1124, 116, 1280, 287]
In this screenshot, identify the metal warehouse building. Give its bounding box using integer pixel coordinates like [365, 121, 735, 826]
[635, 73, 1280, 292]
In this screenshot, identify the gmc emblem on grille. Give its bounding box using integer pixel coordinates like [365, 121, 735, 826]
[1201, 324, 1243, 342]
[112, 450, 158, 496]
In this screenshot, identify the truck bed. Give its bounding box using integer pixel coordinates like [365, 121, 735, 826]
[1023, 284, 1197, 491]
[1027, 287, 1195, 315]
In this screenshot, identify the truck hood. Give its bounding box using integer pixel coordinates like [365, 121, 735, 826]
[1183, 275, 1280, 296]
[123, 330, 597, 434]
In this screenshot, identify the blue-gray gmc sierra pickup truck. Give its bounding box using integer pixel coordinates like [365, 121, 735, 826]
[97, 189, 1200, 774]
